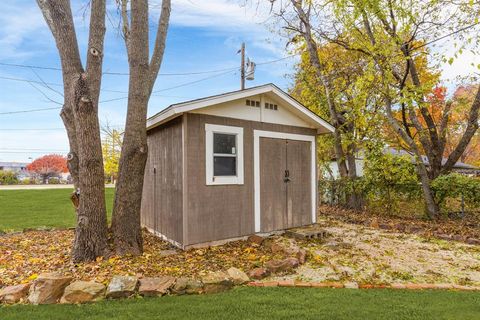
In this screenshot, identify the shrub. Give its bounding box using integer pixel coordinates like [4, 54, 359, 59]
[0, 170, 19, 185]
[431, 173, 480, 215]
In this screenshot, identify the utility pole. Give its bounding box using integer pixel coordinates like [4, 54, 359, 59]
[240, 42, 245, 90]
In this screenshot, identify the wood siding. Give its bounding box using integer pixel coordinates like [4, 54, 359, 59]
[141, 116, 183, 244]
[184, 113, 316, 246]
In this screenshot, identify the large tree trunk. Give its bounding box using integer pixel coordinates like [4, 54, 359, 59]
[37, 0, 109, 261]
[111, 0, 171, 255]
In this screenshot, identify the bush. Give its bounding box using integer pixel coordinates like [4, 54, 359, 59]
[431, 173, 480, 215]
[48, 177, 61, 185]
[0, 170, 19, 185]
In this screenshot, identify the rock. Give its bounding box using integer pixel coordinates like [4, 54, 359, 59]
[28, 273, 72, 305]
[296, 249, 307, 264]
[202, 271, 233, 294]
[247, 235, 264, 245]
[60, 281, 105, 304]
[466, 238, 480, 245]
[344, 282, 359, 289]
[106, 276, 138, 299]
[226, 267, 250, 285]
[0, 283, 31, 304]
[248, 267, 270, 280]
[265, 257, 299, 274]
[324, 241, 353, 250]
[452, 234, 464, 242]
[369, 217, 379, 228]
[170, 278, 203, 295]
[435, 233, 452, 241]
[270, 243, 285, 254]
[159, 250, 177, 257]
[139, 276, 175, 297]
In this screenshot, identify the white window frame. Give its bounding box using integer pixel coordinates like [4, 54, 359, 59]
[205, 124, 244, 185]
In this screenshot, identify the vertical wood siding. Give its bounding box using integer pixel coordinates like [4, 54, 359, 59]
[141, 116, 183, 244]
[184, 113, 316, 246]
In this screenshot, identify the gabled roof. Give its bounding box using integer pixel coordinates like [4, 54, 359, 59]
[147, 83, 334, 133]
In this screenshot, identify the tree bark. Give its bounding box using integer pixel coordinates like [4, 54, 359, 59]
[111, 0, 171, 255]
[37, 0, 108, 261]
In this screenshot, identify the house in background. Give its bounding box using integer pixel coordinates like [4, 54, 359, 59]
[325, 148, 480, 179]
[0, 162, 30, 179]
[141, 84, 334, 249]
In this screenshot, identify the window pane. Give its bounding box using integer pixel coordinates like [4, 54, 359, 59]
[214, 156, 237, 176]
[214, 133, 236, 154]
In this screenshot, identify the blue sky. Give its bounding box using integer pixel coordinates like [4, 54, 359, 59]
[0, 0, 476, 162]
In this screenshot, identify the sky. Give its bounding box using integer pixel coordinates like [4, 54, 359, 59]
[0, 0, 477, 163]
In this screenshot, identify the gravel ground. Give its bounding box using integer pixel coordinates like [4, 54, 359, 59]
[271, 218, 480, 286]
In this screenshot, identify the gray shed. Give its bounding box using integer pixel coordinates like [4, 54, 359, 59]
[141, 83, 334, 249]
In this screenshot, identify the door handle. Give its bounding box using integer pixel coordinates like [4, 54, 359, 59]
[284, 170, 290, 183]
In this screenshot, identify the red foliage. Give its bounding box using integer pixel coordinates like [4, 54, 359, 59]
[27, 154, 68, 178]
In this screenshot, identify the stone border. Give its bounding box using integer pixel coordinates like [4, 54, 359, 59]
[247, 281, 480, 291]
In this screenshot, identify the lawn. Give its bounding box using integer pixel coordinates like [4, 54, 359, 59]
[0, 188, 115, 232]
[1, 287, 480, 320]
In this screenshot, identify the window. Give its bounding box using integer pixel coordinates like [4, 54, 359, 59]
[264, 102, 278, 110]
[205, 124, 244, 185]
[246, 99, 260, 107]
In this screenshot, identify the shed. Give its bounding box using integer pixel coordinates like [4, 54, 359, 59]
[141, 83, 334, 249]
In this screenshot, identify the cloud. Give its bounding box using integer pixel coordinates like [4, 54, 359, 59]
[0, 2, 51, 60]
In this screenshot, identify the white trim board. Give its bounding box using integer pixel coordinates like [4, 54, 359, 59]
[253, 130, 317, 233]
[147, 84, 335, 134]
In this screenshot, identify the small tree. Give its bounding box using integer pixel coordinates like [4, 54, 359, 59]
[27, 154, 68, 184]
[101, 124, 122, 184]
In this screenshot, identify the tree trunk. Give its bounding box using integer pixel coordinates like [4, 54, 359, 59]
[111, 0, 171, 255]
[37, 0, 109, 261]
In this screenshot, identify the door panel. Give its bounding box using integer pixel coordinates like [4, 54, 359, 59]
[260, 137, 287, 232]
[286, 140, 312, 228]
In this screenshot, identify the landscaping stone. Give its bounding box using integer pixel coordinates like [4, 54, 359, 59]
[248, 267, 270, 280]
[139, 276, 176, 297]
[270, 242, 285, 254]
[106, 276, 138, 299]
[170, 278, 203, 295]
[247, 235, 264, 245]
[265, 257, 299, 274]
[227, 267, 250, 285]
[296, 249, 307, 264]
[28, 273, 72, 305]
[0, 283, 31, 304]
[202, 271, 233, 294]
[60, 281, 105, 304]
[277, 279, 295, 287]
[465, 238, 480, 245]
[344, 282, 359, 289]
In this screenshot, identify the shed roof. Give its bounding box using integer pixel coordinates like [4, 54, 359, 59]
[147, 83, 334, 133]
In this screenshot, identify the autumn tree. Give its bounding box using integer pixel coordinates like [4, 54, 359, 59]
[290, 42, 383, 202]
[326, 0, 480, 218]
[27, 154, 68, 184]
[101, 124, 122, 184]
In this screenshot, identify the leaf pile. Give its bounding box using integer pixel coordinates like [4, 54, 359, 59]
[0, 230, 282, 287]
[319, 205, 480, 243]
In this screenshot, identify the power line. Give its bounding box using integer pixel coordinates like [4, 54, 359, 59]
[0, 54, 296, 77]
[0, 148, 68, 152]
[0, 106, 62, 115]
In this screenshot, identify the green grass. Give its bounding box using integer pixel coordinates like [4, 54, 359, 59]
[0, 188, 115, 232]
[1, 287, 479, 320]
